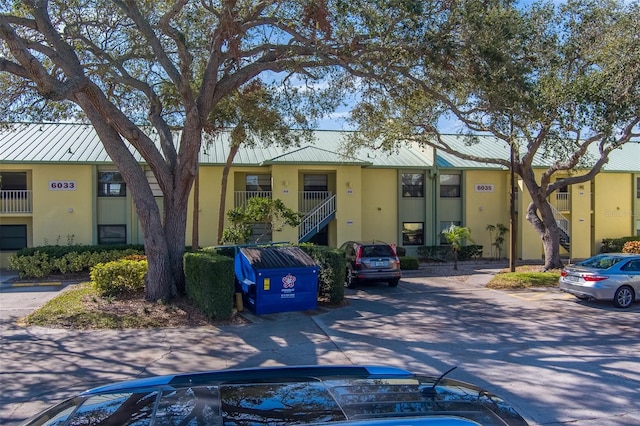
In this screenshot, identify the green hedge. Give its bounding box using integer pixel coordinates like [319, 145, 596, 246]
[9, 248, 145, 278]
[298, 245, 345, 304]
[400, 256, 420, 270]
[416, 245, 483, 262]
[15, 244, 144, 258]
[90, 259, 148, 297]
[601, 236, 640, 253]
[184, 252, 235, 320]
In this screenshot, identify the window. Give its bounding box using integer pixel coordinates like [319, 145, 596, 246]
[402, 173, 424, 197]
[0, 225, 27, 250]
[246, 175, 272, 191]
[440, 221, 461, 245]
[98, 171, 126, 197]
[0, 172, 27, 190]
[303, 174, 328, 192]
[637, 177, 640, 198]
[440, 174, 461, 198]
[402, 222, 424, 246]
[98, 225, 126, 244]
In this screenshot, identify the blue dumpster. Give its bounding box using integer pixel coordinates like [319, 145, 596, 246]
[234, 246, 319, 315]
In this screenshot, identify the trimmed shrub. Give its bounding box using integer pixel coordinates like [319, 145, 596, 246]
[8, 251, 54, 278]
[399, 256, 419, 270]
[298, 244, 345, 304]
[184, 252, 235, 320]
[601, 236, 640, 253]
[417, 246, 450, 262]
[458, 245, 484, 261]
[91, 259, 148, 297]
[622, 240, 640, 254]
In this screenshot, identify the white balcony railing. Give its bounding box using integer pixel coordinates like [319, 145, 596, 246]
[556, 192, 570, 211]
[299, 191, 332, 213]
[234, 191, 272, 208]
[0, 190, 32, 213]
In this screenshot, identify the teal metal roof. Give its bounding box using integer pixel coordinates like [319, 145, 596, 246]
[1, 123, 637, 171]
[434, 135, 640, 172]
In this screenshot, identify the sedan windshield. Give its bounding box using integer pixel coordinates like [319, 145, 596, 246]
[578, 255, 624, 269]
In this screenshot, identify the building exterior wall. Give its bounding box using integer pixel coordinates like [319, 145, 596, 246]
[463, 170, 509, 258]
[31, 164, 94, 247]
[3, 152, 640, 269]
[361, 168, 397, 246]
[593, 173, 635, 252]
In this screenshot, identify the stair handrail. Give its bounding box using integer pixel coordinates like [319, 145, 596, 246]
[299, 194, 336, 241]
[549, 203, 570, 237]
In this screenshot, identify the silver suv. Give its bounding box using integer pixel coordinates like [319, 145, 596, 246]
[340, 240, 402, 288]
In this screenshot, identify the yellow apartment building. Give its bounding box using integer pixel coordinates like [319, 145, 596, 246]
[1, 123, 638, 268]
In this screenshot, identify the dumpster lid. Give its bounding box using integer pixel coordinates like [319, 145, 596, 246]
[239, 246, 317, 269]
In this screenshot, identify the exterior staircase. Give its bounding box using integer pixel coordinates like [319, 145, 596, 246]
[298, 194, 336, 243]
[550, 204, 571, 252]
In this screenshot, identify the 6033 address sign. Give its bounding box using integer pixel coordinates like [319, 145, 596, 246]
[49, 181, 76, 190]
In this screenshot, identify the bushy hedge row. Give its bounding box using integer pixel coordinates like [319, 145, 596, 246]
[601, 236, 640, 253]
[416, 245, 483, 262]
[184, 252, 235, 320]
[15, 244, 144, 258]
[9, 248, 145, 278]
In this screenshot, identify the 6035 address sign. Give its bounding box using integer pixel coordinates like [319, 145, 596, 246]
[474, 184, 495, 192]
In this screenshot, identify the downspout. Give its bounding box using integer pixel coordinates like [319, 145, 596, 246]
[431, 167, 439, 246]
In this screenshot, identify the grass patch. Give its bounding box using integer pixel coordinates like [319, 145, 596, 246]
[487, 268, 561, 290]
[23, 282, 244, 329]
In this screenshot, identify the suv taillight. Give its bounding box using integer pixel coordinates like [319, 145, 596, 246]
[355, 246, 363, 265]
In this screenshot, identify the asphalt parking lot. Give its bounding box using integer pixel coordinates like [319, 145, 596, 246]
[1, 265, 639, 425]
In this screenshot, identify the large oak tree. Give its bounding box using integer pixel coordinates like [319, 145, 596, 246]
[344, 0, 640, 269]
[0, 0, 435, 300]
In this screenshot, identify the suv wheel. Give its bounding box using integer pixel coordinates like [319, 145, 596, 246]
[388, 278, 399, 287]
[345, 269, 357, 289]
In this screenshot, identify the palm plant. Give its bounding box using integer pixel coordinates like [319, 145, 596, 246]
[442, 224, 473, 270]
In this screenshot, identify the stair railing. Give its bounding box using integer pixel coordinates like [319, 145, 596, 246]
[549, 203, 570, 239]
[298, 194, 336, 242]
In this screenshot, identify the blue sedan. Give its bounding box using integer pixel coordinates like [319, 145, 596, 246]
[559, 253, 640, 308]
[20, 365, 529, 425]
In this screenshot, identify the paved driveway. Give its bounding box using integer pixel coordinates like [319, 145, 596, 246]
[1, 267, 639, 425]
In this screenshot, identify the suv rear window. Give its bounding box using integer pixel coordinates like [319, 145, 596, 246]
[362, 245, 394, 257]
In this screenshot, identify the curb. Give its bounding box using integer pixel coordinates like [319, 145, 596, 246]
[10, 281, 64, 287]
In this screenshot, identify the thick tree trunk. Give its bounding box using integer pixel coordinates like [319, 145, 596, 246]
[525, 201, 564, 270]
